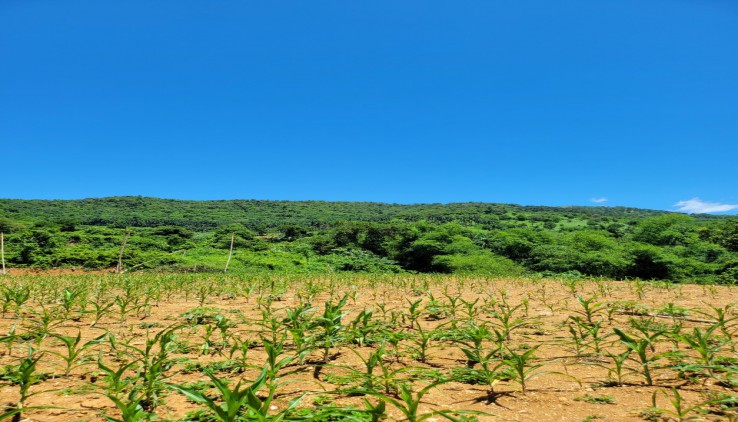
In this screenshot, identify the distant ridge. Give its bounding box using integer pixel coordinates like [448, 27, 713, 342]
[0, 196, 716, 232]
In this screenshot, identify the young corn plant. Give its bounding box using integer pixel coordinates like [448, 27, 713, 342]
[199, 323, 217, 356]
[282, 302, 315, 360]
[311, 294, 349, 363]
[25, 304, 65, 345]
[405, 322, 439, 364]
[573, 295, 606, 327]
[404, 298, 424, 329]
[489, 301, 530, 342]
[262, 337, 298, 386]
[695, 303, 738, 339]
[458, 297, 480, 321]
[657, 303, 690, 319]
[47, 329, 106, 376]
[1, 348, 54, 420]
[567, 317, 609, 356]
[500, 344, 578, 393]
[441, 290, 461, 320]
[678, 325, 731, 378]
[259, 309, 286, 347]
[59, 286, 87, 321]
[649, 387, 720, 422]
[602, 350, 632, 387]
[452, 321, 502, 368]
[89, 296, 116, 327]
[227, 336, 254, 368]
[115, 294, 138, 323]
[97, 353, 138, 397]
[0, 325, 19, 356]
[380, 328, 408, 363]
[210, 313, 236, 355]
[2, 284, 31, 318]
[344, 345, 387, 392]
[172, 362, 312, 422]
[0, 286, 15, 317]
[450, 326, 508, 402]
[116, 325, 181, 411]
[103, 389, 151, 422]
[374, 362, 435, 398]
[345, 308, 382, 347]
[362, 380, 489, 422]
[423, 292, 447, 321]
[628, 317, 667, 353]
[168, 368, 270, 422]
[613, 327, 666, 386]
[534, 283, 563, 314]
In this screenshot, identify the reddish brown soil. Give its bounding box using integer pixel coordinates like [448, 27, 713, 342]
[0, 276, 736, 421]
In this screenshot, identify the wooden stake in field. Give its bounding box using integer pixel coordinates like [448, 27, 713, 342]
[116, 230, 130, 274]
[224, 233, 235, 273]
[1, 232, 5, 275]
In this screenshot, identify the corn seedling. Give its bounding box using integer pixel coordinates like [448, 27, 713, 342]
[169, 367, 301, 422]
[678, 325, 731, 377]
[312, 294, 348, 363]
[573, 295, 606, 327]
[613, 327, 666, 386]
[567, 317, 609, 356]
[500, 344, 578, 393]
[406, 322, 439, 364]
[103, 389, 152, 422]
[1, 348, 53, 420]
[361, 380, 488, 422]
[489, 301, 530, 342]
[649, 387, 717, 422]
[116, 325, 181, 410]
[47, 329, 107, 376]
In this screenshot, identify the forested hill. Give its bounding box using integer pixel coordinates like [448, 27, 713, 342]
[0, 196, 712, 231]
[0, 197, 736, 284]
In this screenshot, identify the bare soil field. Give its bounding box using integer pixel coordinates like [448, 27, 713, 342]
[0, 274, 736, 421]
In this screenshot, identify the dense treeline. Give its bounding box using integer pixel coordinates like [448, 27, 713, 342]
[0, 197, 736, 283]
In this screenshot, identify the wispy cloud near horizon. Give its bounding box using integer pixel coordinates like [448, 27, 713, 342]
[674, 197, 738, 214]
[591, 197, 608, 204]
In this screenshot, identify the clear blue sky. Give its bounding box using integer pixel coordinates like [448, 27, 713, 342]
[2, 1, 737, 213]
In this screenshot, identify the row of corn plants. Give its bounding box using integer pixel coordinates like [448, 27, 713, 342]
[0, 273, 736, 421]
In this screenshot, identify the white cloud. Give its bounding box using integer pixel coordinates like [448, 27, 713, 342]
[674, 197, 738, 214]
[591, 197, 608, 204]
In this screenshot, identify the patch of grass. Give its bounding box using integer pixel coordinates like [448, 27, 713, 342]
[58, 383, 96, 396]
[182, 359, 246, 374]
[178, 409, 219, 422]
[640, 407, 665, 421]
[574, 394, 616, 405]
[180, 307, 224, 325]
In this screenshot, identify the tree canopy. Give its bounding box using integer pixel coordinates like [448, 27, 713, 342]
[0, 197, 735, 283]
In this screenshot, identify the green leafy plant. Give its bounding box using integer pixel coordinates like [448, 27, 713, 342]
[311, 294, 349, 363]
[1, 348, 55, 420]
[103, 389, 152, 422]
[613, 327, 666, 386]
[47, 330, 106, 376]
[573, 394, 615, 404]
[499, 345, 578, 393]
[169, 369, 270, 422]
[648, 388, 717, 422]
[361, 380, 490, 422]
[115, 325, 181, 410]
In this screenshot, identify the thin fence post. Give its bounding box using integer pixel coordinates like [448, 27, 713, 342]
[1, 232, 5, 275]
[116, 230, 130, 274]
[224, 233, 235, 273]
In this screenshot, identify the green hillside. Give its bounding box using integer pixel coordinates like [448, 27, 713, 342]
[0, 197, 736, 283]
